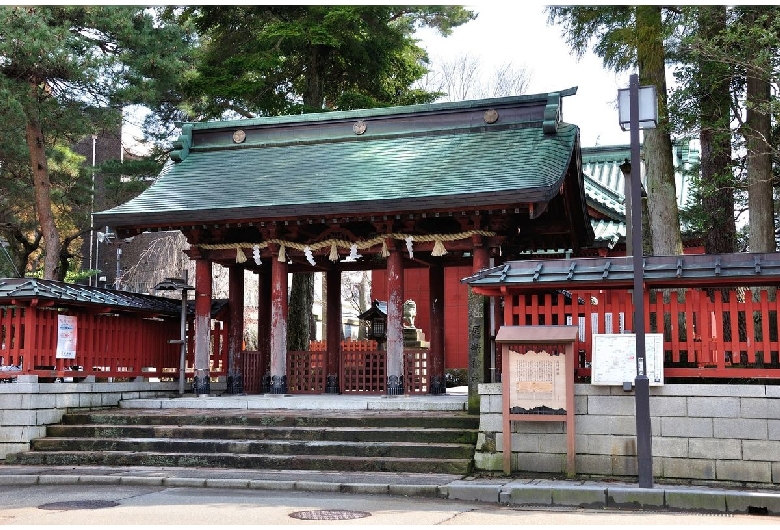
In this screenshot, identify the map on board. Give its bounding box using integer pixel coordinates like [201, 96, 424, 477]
[591, 334, 664, 386]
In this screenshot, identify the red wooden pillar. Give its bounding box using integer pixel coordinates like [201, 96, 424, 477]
[23, 305, 36, 377]
[386, 241, 404, 394]
[193, 258, 212, 395]
[257, 267, 272, 390]
[270, 248, 288, 394]
[326, 267, 342, 393]
[429, 263, 446, 394]
[473, 245, 490, 272]
[227, 265, 244, 394]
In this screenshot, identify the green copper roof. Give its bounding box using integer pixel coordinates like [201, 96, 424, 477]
[463, 253, 780, 291]
[94, 90, 586, 231]
[581, 141, 700, 246]
[0, 278, 181, 315]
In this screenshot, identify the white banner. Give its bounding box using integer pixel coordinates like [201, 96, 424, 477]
[56, 315, 78, 359]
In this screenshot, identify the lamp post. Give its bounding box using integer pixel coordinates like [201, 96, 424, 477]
[618, 73, 657, 489]
[154, 274, 194, 395]
[0, 238, 20, 277]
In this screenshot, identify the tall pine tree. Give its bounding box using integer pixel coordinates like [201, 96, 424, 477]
[0, 6, 195, 279]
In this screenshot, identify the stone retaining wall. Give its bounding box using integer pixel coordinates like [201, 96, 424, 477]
[0, 377, 187, 460]
[476, 383, 780, 487]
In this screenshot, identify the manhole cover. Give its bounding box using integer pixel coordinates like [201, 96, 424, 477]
[39, 500, 120, 511]
[289, 509, 371, 521]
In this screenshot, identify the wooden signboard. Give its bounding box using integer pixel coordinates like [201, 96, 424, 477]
[498, 325, 578, 477]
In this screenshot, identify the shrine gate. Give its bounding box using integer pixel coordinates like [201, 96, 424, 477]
[94, 90, 594, 396]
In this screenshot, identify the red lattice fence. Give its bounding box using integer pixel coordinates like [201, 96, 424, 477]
[504, 287, 780, 380]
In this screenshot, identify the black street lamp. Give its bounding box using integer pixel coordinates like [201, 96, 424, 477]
[0, 237, 20, 277]
[618, 73, 658, 489]
[154, 274, 194, 395]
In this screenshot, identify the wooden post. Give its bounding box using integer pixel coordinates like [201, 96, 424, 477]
[429, 263, 445, 394]
[386, 241, 404, 395]
[325, 267, 341, 393]
[270, 248, 288, 394]
[467, 241, 490, 413]
[193, 258, 212, 395]
[227, 264, 244, 394]
[257, 267, 271, 391]
[23, 305, 36, 376]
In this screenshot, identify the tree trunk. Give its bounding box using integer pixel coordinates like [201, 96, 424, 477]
[357, 270, 370, 340]
[25, 113, 61, 280]
[304, 45, 327, 109]
[287, 272, 314, 351]
[321, 272, 327, 343]
[636, 6, 683, 256]
[286, 44, 327, 352]
[746, 60, 775, 253]
[698, 6, 736, 254]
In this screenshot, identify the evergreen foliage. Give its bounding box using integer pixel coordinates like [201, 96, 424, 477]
[0, 6, 195, 279]
[548, 6, 780, 254]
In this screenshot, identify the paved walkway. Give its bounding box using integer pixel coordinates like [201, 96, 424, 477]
[2, 387, 779, 515]
[1, 464, 778, 515]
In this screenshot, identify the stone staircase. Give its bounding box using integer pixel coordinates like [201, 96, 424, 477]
[6, 408, 478, 475]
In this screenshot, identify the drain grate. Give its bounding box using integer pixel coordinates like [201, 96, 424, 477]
[289, 509, 371, 521]
[39, 500, 120, 511]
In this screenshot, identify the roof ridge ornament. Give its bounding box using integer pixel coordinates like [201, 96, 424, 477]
[170, 124, 193, 163]
[483, 109, 499, 124]
[543, 93, 562, 134]
[353, 120, 367, 135]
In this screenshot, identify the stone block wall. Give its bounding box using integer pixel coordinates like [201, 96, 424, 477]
[476, 383, 780, 487]
[0, 378, 181, 460]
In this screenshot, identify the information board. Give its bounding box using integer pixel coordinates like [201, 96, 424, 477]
[507, 348, 567, 413]
[497, 325, 578, 477]
[591, 333, 664, 386]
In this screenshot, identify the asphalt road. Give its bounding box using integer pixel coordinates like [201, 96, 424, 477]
[0, 485, 778, 527]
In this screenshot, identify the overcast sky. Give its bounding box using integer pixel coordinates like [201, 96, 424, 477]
[125, 4, 632, 152]
[415, 3, 633, 148]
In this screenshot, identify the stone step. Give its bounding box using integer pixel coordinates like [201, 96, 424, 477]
[8, 408, 477, 475]
[8, 450, 473, 474]
[60, 410, 479, 430]
[29, 437, 475, 459]
[44, 424, 478, 445]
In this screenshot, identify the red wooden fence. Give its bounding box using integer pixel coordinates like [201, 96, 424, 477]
[241, 340, 430, 394]
[0, 306, 227, 381]
[287, 350, 326, 393]
[7, 285, 778, 387]
[503, 287, 780, 380]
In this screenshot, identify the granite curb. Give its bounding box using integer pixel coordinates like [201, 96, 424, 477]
[0, 467, 778, 515]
